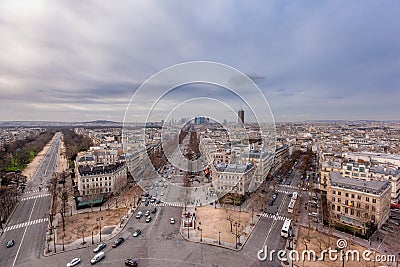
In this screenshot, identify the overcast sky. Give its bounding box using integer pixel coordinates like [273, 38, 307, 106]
[0, 0, 399, 122]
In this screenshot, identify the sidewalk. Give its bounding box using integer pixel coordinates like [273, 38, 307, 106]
[43, 203, 138, 256]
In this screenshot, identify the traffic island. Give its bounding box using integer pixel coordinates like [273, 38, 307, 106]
[180, 206, 260, 251]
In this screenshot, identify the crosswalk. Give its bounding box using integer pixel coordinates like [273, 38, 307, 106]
[260, 212, 289, 221]
[23, 188, 48, 195]
[278, 184, 299, 190]
[21, 193, 51, 201]
[4, 218, 48, 232]
[139, 201, 185, 207]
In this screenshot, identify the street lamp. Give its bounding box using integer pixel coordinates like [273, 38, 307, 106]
[97, 216, 104, 242]
[218, 230, 221, 245]
[199, 226, 203, 242]
[234, 222, 241, 249]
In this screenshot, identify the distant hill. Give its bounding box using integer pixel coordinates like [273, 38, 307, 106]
[0, 120, 122, 127]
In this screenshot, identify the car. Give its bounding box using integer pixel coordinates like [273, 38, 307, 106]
[170, 218, 175, 224]
[6, 240, 15, 248]
[90, 252, 105, 264]
[151, 207, 157, 214]
[141, 197, 147, 202]
[145, 210, 150, 217]
[112, 237, 125, 248]
[150, 198, 156, 203]
[125, 259, 138, 267]
[268, 199, 274, 206]
[146, 216, 152, 223]
[133, 229, 141, 237]
[93, 243, 106, 253]
[160, 192, 164, 196]
[66, 257, 81, 267]
[144, 201, 149, 206]
[136, 213, 142, 219]
[156, 200, 161, 204]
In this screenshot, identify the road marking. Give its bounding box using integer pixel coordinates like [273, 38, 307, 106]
[139, 201, 185, 207]
[4, 218, 48, 232]
[21, 193, 51, 201]
[23, 188, 48, 195]
[13, 197, 37, 266]
[260, 212, 289, 221]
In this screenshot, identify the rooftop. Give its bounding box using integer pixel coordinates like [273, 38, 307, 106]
[330, 171, 390, 195]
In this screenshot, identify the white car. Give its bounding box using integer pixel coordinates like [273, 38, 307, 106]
[170, 218, 175, 224]
[90, 252, 105, 264]
[66, 257, 81, 267]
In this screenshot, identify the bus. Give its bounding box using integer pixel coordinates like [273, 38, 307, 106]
[281, 219, 291, 238]
[288, 199, 296, 213]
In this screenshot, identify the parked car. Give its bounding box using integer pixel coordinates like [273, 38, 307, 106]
[133, 229, 141, 237]
[170, 218, 175, 224]
[90, 252, 105, 264]
[6, 240, 15, 248]
[146, 216, 152, 223]
[151, 207, 157, 214]
[112, 237, 125, 248]
[66, 257, 81, 267]
[125, 259, 138, 267]
[145, 211, 150, 217]
[93, 243, 106, 253]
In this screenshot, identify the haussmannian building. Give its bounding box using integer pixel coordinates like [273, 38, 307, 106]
[327, 171, 391, 235]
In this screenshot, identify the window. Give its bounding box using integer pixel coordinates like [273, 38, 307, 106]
[345, 200, 348, 205]
[332, 197, 336, 202]
[357, 202, 361, 208]
[356, 211, 361, 217]
[345, 193, 349, 197]
[366, 197, 370, 202]
[365, 204, 369, 210]
[351, 194, 355, 199]
[372, 206, 376, 212]
[338, 198, 341, 203]
[338, 192, 342, 196]
[357, 195, 361, 200]
[332, 204, 335, 210]
[350, 209, 354, 215]
[345, 207, 348, 214]
[372, 199, 376, 203]
[333, 190, 336, 195]
[337, 206, 341, 212]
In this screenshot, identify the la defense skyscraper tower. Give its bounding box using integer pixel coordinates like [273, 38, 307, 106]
[238, 108, 244, 128]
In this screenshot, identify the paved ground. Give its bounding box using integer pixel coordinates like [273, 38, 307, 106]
[0, 133, 61, 267]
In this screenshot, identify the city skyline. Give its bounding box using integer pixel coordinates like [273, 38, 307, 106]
[1, 1, 399, 122]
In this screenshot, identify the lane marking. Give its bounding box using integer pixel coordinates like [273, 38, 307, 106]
[13, 197, 37, 266]
[21, 193, 51, 201]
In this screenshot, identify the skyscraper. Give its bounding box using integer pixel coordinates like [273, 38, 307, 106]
[238, 109, 244, 127]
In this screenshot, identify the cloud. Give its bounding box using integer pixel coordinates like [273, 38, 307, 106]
[0, 0, 399, 121]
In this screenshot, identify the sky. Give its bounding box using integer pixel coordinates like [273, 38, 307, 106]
[0, 0, 399, 122]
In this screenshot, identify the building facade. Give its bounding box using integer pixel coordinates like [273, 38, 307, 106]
[327, 172, 391, 235]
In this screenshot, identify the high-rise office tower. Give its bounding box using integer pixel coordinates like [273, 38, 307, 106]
[238, 109, 244, 127]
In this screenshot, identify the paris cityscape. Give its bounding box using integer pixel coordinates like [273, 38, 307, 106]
[1, 1, 400, 267]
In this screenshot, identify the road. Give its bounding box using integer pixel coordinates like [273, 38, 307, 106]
[0, 132, 62, 267]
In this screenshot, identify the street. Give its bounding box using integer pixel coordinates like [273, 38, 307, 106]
[0, 133, 61, 267]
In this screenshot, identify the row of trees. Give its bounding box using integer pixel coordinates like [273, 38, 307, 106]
[61, 129, 93, 164]
[0, 130, 56, 173]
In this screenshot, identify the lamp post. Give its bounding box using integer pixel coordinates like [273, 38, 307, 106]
[91, 231, 94, 244]
[97, 216, 103, 242]
[70, 205, 72, 216]
[199, 226, 203, 242]
[218, 231, 221, 245]
[234, 222, 240, 249]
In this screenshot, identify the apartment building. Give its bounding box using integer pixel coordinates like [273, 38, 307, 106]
[212, 162, 255, 196]
[327, 172, 391, 235]
[76, 162, 127, 196]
